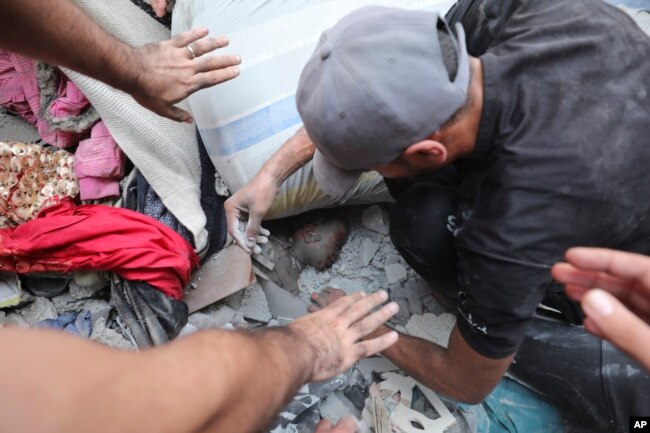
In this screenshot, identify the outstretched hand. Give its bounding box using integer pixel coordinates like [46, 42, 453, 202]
[552, 247, 650, 370]
[131, 27, 241, 122]
[289, 291, 399, 383]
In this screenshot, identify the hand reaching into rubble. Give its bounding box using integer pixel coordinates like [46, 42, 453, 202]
[226, 127, 315, 253]
[0, 0, 240, 123]
[289, 290, 399, 382]
[553, 247, 650, 371]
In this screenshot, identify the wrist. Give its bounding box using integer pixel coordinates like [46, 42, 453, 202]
[259, 326, 316, 385]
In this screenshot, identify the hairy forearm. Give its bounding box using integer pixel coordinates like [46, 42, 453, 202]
[0, 327, 314, 433]
[0, 0, 139, 94]
[258, 127, 315, 187]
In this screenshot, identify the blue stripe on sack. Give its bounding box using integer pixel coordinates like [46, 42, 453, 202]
[200, 95, 302, 157]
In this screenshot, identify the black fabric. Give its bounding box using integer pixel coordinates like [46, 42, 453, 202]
[433, 0, 650, 359]
[111, 277, 188, 348]
[509, 316, 650, 433]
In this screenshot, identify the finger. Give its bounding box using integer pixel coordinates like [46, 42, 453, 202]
[245, 214, 263, 249]
[565, 283, 589, 302]
[252, 244, 262, 255]
[353, 330, 399, 359]
[581, 289, 650, 370]
[256, 235, 269, 244]
[552, 262, 631, 292]
[194, 54, 241, 73]
[172, 27, 210, 48]
[565, 248, 650, 290]
[259, 228, 271, 237]
[338, 291, 389, 326]
[191, 67, 240, 92]
[332, 417, 359, 433]
[307, 303, 321, 313]
[225, 205, 251, 253]
[188, 36, 231, 59]
[350, 301, 399, 339]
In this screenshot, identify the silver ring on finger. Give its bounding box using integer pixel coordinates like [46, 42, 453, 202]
[186, 44, 196, 59]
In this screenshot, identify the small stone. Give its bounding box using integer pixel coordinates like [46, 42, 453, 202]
[384, 254, 401, 266]
[388, 283, 408, 299]
[392, 298, 411, 324]
[231, 310, 249, 329]
[188, 312, 222, 330]
[385, 264, 407, 285]
[405, 313, 456, 348]
[4, 312, 29, 328]
[362, 205, 389, 235]
[241, 283, 272, 322]
[82, 300, 112, 324]
[328, 278, 366, 295]
[208, 305, 237, 327]
[91, 317, 135, 350]
[319, 391, 360, 424]
[405, 289, 424, 315]
[359, 239, 380, 267]
[260, 279, 307, 319]
[18, 296, 58, 325]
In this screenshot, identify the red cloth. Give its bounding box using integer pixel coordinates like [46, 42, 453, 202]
[0, 199, 198, 299]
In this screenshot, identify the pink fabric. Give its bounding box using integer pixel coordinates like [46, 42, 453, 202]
[74, 121, 126, 200]
[0, 50, 86, 148]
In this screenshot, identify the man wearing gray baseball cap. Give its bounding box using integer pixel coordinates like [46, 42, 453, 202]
[226, 1, 650, 430]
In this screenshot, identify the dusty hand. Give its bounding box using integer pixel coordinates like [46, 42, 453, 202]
[552, 247, 650, 369]
[289, 291, 399, 383]
[225, 173, 277, 254]
[130, 28, 241, 122]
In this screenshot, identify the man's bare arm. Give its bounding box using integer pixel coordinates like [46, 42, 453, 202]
[225, 127, 315, 253]
[0, 0, 241, 122]
[0, 291, 398, 433]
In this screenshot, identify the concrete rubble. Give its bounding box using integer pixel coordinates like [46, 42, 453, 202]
[2, 201, 458, 432]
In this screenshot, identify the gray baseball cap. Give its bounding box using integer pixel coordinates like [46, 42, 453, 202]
[297, 6, 470, 198]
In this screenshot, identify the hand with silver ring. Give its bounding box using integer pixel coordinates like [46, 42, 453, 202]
[131, 27, 241, 122]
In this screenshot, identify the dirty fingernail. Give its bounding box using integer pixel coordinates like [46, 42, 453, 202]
[583, 289, 614, 318]
[378, 290, 388, 301]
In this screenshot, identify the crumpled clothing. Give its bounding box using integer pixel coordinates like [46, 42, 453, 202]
[75, 121, 126, 200]
[0, 141, 78, 228]
[35, 310, 93, 338]
[0, 198, 198, 299]
[0, 50, 97, 148]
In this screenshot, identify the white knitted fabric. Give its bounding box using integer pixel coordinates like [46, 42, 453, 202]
[63, 0, 208, 252]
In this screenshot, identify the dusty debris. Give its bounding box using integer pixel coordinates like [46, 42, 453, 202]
[260, 279, 307, 319]
[405, 313, 456, 348]
[91, 316, 135, 350]
[184, 243, 256, 313]
[188, 312, 223, 330]
[320, 391, 361, 424]
[261, 239, 303, 294]
[239, 283, 272, 322]
[203, 304, 237, 327]
[385, 264, 407, 285]
[69, 280, 105, 300]
[4, 312, 29, 328]
[0, 311, 5, 327]
[359, 239, 380, 267]
[18, 296, 58, 325]
[361, 205, 389, 235]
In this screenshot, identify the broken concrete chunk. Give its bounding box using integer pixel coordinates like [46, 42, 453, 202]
[19, 296, 58, 325]
[5, 312, 29, 328]
[260, 279, 307, 319]
[362, 205, 389, 235]
[0, 272, 21, 308]
[405, 289, 424, 315]
[183, 244, 256, 313]
[319, 391, 360, 424]
[188, 312, 223, 330]
[405, 313, 456, 348]
[385, 264, 407, 285]
[392, 298, 411, 325]
[384, 254, 401, 266]
[240, 283, 272, 322]
[359, 239, 380, 267]
[356, 357, 399, 382]
[91, 317, 135, 350]
[207, 305, 237, 327]
[328, 278, 367, 295]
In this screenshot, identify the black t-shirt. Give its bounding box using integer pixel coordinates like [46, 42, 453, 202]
[450, 0, 650, 358]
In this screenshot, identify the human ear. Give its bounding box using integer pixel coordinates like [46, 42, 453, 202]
[402, 140, 447, 168]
